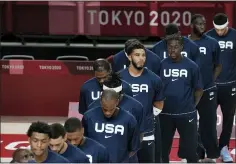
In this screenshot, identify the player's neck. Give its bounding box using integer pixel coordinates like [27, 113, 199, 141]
[58, 142, 68, 154]
[171, 55, 183, 63]
[128, 65, 143, 77]
[189, 33, 201, 41]
[35, 150, 48, 163]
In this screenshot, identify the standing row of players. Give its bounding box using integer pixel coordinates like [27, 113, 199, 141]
[79, 13, 236, 163]
[13, 13, 235, 163]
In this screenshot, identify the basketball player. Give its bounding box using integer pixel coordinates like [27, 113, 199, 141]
[109, 39, 161, 75]
[159, 34, 203, 163]
[152, 23, 200, 64]
[119, 41, 165, 163]
[64, 117, 110, 163]
[27, 121, 69, 163]
[79, 58, 133, 115]
[189, 14, 222, 162]
[206, 13, 236, 163]
[82, 89, 140, 163]
[49, 123, 90, 163]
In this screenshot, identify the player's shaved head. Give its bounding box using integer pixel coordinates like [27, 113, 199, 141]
[191, 14, 204, 24]
[165, 23, 180, 36]
[101, 89, 119, 118]
[93, 58, 111, 72]
[101, 89, 119, 101]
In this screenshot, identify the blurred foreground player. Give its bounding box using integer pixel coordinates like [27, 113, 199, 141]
[159, 34, 203, 163]
[206, 13, 236, 163]
[119, 41, 165, 163]
[82, 89, 140, 163]
[79, 58, 133, 114]
[152, 23, 200, 64]
[189, 14, 222, 161]
[49, 123, 90, 163]
[27, 121, 69, 163]
[109, 39, 161, 75]
[64, 117, 110, 163]
[10, 148, 34, 163]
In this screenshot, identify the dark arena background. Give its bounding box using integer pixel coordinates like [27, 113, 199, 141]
[0, 1, 235, 162]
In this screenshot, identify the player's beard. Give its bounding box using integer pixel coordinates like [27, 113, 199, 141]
[131, 60, 143, 71]
[193, 26, 204, 37]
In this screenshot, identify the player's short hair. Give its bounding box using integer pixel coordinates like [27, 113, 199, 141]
[93, 59, 111, 72]
[27, 121, 52, 138]
[124, 39, 139, 54]
[101, 89, 120, 101]
[213, 13, 228, 25]
[50, 123, 66, 139]
[165, 23, 179, 36]
[103, 72, 122, 89]
[165, 34, 184, 46]
[64, 117, 83, 132]
[126, 39, 145, 56]
[191, 14, 204, 24]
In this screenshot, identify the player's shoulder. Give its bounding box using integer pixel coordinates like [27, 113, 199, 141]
[146, 48, 161, 61]
[123, 94, 143, 107]
[81, 77, 97, 89]
[49, 150, 70, 162]
[113, 50, 125, 58]
[88, 98, 100, 109]
[203, 34, 218, 43]
[184, 57, 199, 69]
[161, 57, 170, 64]
[184, 36, 198, 47]
[153, 39, 165, 48]
[145, 68, 161, 80]
[118, 67, 128, 75]
[86, 137, 107, 150]
[84, 106, 100, 118]
[121, 79, 131, 86]
[205, 28, 215, 36]
[229, 27, 236, 35]
[120, 108, 137, 123]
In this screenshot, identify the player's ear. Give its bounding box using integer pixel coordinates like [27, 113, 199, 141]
[64, 133, 67, 141]
[81, 127, 84, 135]
[127, 54, 132, 62]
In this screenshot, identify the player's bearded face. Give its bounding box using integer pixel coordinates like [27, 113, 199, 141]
[129, 49, 146, 70]
[49, 136, 66, 153]
[193, 17, 206, 36]
[95, 71, 110, 86]
[28, 132, 50, 157]
[101, 99, 119, 118]
[167, 39, 183, 60]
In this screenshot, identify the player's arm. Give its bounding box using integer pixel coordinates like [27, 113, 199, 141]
[213, 41, 222, 81]
[193, 65, 203, 107]
[79, 86, 88, 115]
[98, 147, 110, 163]
[128, 119, 140, 158]
[81, 115, 88, 136]
[153, 76, 165, 116]
[191, 43, 201, 65]
[152, 53, 161, 76]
